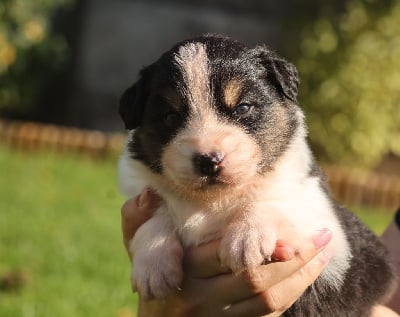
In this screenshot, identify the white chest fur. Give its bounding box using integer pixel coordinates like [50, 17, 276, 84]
[119, 127, 351, 295]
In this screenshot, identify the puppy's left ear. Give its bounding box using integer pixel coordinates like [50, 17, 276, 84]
[119, 80, 145, 130]
[252, 46, 299, 102]
[119, 66, 152, 130]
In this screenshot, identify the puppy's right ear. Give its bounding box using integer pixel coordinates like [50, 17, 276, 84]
[250, 46, 299, 102]
[119, 71, 150, 130]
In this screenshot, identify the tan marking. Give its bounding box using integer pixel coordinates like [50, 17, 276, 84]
[224, 80, 243, 108]
[174, 43, 213, 117]
[170, 43, 261, 196]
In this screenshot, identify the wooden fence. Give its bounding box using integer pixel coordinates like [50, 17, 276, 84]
[0, 119, 399, 211]
[0, 119, 125, 158]
[325, 167, 400, 212]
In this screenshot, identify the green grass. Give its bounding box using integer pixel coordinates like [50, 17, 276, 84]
[352, 206, 394, 236]
[0, 147, 137, 317]
[0, 146, 394, 317]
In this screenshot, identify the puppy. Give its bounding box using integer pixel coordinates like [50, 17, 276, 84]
[118, 34, 394, 316]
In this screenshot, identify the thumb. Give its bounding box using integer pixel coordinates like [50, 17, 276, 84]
[121, 188, 160, 250]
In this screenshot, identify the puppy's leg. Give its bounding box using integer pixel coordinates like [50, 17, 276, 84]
[129, 206, 183, 299]
[219, 207, 299, 273]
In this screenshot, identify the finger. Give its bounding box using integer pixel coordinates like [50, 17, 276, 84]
[224, 248, 333, 317]
[184, 239, 301, 278]
[185, 227, 331, 279]
[184, 240, 231, 277]
[370, 305, 400, 317]
[121, 188, 160, 249]
[212, 229, 332, 303]
[271, 240, 295, 261]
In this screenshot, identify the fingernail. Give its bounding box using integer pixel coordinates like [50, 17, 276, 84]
[137, 188, 149, 208]
[313, 228, 332, 250]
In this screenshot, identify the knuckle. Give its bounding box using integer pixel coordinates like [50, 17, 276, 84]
[215, 246, 223, 268]
[241, 270, 266, 293]
[260, 288, 283, 313]
[298, 264, 312, 279]
[293, 248, 311, 268]
[121, 199, 135, 219]
[299, 257, 323, 280]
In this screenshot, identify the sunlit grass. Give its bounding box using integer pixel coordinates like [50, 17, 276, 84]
[0, 146, 137, 317]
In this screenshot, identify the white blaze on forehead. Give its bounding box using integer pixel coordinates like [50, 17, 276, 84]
[174, 43, 212, 116]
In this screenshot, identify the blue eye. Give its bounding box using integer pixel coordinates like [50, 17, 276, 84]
[234, 103, 252, 116]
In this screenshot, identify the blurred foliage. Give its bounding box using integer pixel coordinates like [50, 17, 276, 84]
[0, 0, 71, 113]
[295, 0, 400, 167]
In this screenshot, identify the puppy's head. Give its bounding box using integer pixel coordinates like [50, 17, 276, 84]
[120, 35, 301, 196]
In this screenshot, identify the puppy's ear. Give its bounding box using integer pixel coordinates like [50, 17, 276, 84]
[252, 46, 299, 102]
[119, 69, 151, 130]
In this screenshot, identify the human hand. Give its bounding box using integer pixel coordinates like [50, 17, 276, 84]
[121, 189, 161, 254]
[121, 190, 333, 317]
[371, 305, 400, 317]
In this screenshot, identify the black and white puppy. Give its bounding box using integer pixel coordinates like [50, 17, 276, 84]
[118, 34, 394, 316]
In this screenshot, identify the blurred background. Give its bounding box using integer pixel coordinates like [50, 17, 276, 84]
[0, 0, 399, 316]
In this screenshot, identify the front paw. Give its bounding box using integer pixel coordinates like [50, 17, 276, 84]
[131, 241, 184, 299]
[219, 222, 277, 273]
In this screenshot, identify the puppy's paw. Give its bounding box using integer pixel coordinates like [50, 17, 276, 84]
[219, 221, 277, 273]
[131, 239, 184, 300]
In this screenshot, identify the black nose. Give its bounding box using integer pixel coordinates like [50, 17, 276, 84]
[193, 152, 224, 177]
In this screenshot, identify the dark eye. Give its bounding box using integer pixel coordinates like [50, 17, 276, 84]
[163, 112, 182, 128]
[234, 103, 252, 116]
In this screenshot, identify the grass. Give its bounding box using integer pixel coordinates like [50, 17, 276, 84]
[0, 147, 137, 317]
[352, 206, 394, 236]
[0, 146, 394, 316]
